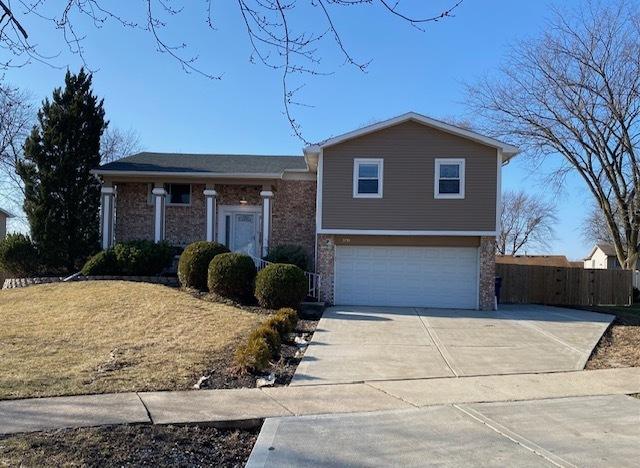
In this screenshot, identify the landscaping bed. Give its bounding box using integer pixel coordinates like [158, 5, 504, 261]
[585, 305, 640, 369]
[0, 423, 260, 467]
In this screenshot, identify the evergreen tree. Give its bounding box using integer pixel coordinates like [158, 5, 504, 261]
[18, 69, 106, 272]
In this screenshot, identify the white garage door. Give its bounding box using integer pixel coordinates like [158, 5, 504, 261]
[334, 246, 479, 309]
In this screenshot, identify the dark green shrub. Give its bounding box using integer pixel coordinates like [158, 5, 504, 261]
[208, 253, 256, 301]
[178, 241, 229, 290]
[80, 240, 173, 276]
[250, 324, 281, 356]
[80, 250, 119, 276]
[255, 263, 308, 309]
[113, 240, 173, 276]
[0, 233, 40, 277]
[234, 335, 271, 373]
[264, 244, 310, 271]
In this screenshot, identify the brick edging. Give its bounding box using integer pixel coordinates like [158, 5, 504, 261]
[2, 275, 178, 290]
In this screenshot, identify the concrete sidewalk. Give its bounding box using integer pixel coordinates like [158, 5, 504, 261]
[1, 367, 639, 435]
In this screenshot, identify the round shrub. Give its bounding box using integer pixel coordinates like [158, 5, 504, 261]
[81, 250, 119, 276]
[234, 335, 271, 373]
[250, 324, 281, 356]
[208, 253, 257, 301]
[0, 233, 40, 277]
[265, 314, 294, 336]
[178, 241, 229, 290]
[255, 263, 308, 309]
[264, 244, 309, 271]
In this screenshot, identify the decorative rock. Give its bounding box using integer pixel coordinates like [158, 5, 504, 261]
[294, 336, 310, 347]
[193, 375, 210, 389]
[256, 373, 276, 388]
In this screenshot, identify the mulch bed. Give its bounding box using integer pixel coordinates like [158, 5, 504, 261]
[585, 308, 640, 370]
[0, 424, 260, 468]
[196, 318, 319, 390]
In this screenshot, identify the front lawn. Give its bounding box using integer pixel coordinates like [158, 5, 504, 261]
[586, 304, 640, 369]
[0, 281, 262, 400]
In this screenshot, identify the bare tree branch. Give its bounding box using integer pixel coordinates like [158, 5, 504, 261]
[468, 0, 640, 269]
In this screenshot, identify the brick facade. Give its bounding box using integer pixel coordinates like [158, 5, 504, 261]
[478, 236, 497, 311]
[271, 180, 317, 267]
[114, 181, 317, 261]
[316, 234, 335, 304]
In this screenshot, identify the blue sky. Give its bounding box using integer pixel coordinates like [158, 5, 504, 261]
[7, 0, 592, 260]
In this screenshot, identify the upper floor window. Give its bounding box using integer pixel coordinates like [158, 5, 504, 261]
[353, 158, 383, 198]
[434, 158, 465, 199]
[147, 183, 191, 205]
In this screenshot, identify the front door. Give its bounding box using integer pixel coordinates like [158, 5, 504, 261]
[232, 213, 259, 256]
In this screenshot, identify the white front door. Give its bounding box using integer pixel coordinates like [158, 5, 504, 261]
[232, 213, 259, 255]
[334, 246, 479, 309]
[218, 205, 262, 257]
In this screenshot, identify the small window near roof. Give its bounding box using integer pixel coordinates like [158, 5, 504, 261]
[166, 183, 191, 205]
[434, 159, 465, 199]
[353, 158, 383, 198]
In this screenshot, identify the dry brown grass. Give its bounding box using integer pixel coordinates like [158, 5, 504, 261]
[0, 281, 261, 400]
[585, 305, 640, 370]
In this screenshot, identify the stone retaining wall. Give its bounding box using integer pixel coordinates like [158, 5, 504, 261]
[3, 276, 178, 289]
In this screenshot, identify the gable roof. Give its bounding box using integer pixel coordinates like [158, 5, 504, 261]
[585, 243, 617, 259]
[305, 112, 520, 159]
[0, 207, 14, 218]
[496, 255, 574, 268]
[94, 152, 308, 177]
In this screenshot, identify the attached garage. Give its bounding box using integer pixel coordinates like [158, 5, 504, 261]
[334, 245, 479, 309]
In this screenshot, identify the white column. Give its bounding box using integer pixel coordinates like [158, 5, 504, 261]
[101, 186, 116, 250]
[152, 186, 167, 243]
[260, 190, 273, 257]
[204, 188, 217, 242]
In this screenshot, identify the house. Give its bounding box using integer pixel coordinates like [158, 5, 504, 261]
[583, 243, 630, 269]
[0, 208, 14, 239]
[496, 255, 576, 268]
[93, 112, 519, 310]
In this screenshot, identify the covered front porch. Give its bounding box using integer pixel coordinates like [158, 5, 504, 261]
[100, 180, 275, 259]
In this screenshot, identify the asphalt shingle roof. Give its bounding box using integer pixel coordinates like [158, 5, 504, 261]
[97, 152, 307, 174]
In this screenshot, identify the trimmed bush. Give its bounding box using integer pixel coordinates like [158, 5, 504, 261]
[81, 250, 119, 276]
[234, 335, 271, 373]
[0, 233, 40, 277]
[277, 307, 299, 332]
[208, 252, 256, 301]
[250, 324, 281, 356]
[255, 263, 308, 309]
[178, 241, 229, 290]
[264, 244, 309, 271]
[80, 240, 173, 276]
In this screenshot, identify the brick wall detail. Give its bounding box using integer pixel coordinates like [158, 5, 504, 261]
[479, 235, 496, 310]
[115, 183, 153, 242]
[316, 234, 335, 304]
[271, 180, 317, 267]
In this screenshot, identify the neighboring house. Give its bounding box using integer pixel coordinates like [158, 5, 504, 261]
[0, 208, 14, 239]
[583, 243, 633, 269]
[93, 112, 518, 310]
[496, 255, 576, 268]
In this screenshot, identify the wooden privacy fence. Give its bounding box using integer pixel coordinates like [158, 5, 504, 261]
[496, 264, 632, 306]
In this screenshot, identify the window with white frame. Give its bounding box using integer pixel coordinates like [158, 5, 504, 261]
[434, 158, 465, 199]
[353, 158, 383, 198]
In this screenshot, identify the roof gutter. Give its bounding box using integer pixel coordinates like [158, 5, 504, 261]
[90, 169, 313, 180]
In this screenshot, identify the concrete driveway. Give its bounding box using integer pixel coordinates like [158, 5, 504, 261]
[246, 394, 640, 467]
[292, 305, 613, 385]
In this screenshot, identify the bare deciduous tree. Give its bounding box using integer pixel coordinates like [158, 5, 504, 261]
[1, 1, 463, 141]
[100, 127, 143, 164]
[497, 190, 557, 256]
[468, 0, 640, 269]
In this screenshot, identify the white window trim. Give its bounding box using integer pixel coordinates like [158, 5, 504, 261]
[353, 158, 383, 199]
[434, 158, 465, 200]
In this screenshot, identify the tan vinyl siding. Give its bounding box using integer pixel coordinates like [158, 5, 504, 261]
[322, 120, 497, 231]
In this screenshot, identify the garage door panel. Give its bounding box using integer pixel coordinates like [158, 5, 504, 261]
[335, 246, 478, 309]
